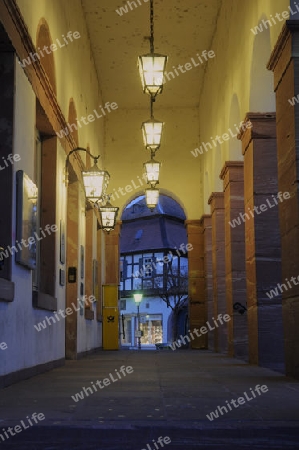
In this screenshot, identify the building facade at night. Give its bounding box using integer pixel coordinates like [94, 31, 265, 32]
[119, 195, 189, 347]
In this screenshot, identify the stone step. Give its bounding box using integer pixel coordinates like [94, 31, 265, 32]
[1, 426, 299, 449]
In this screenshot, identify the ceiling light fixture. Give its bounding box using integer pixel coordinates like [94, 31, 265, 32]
[138, 0, 167, 99]
[142, 97, 164, 152]
[145, 187, 159, 211]
[144, 151, 161, 187]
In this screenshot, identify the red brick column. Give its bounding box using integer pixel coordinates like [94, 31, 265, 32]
[201, 215, 214, 350]
[186, 220, 207, 349]
[208, 193, 227, 353]
[268, 22, 299, 378]
[220, 162, 248, 360]
[238, 113, 285, 372]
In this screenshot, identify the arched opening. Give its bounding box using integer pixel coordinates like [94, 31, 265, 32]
[119, 194, 189, 348]
[36, 19, 57, 95]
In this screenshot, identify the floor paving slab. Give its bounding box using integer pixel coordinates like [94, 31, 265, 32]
[0, 350, 299, 449]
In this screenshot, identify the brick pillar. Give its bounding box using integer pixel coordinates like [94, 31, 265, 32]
[208, 193, 227, 353]
[186, 220, 207, 349]
[202, 215, 214, 350]
[220, 162, 248, 360]
[268, 22, 299, 378]
[238, 113, 285, 372]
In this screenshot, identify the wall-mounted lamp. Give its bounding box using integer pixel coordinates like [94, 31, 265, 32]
[65, 147, 110, 204]
[98, 196, 119, 233]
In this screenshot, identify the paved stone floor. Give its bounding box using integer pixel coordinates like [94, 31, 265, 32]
[0, 350, 299, 449]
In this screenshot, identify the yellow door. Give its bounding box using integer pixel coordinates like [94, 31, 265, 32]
[102, 284, 119, 350]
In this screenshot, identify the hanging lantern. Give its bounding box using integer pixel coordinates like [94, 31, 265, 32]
[98, 200, 119, 233]
[137, 0, 168, 98]
[145, 188, 159, 211]
[65, 147, 110, 204]
[142, 117, 164, 152]
[138, 53, 167, 98]
[82, 162, 110, 204]
[144, 157, 161, 187]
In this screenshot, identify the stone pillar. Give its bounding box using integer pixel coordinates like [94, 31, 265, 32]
[238, 113, 285, 372]
[66, 181, 79, 359]
[84, 208, 94, 320]
[268, 22, 299, 378]
[220, 162, 248, 360]
[202, 215, 214, 350]
[208, 193, 227, 353]
[105, 222, 121, 285]
[96, 227, 103, 322]
[186, 220, 207, 349]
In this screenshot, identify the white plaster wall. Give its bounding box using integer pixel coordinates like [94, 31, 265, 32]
[0, 60, 65, 376]
[0, 55, 103, 376]
[9, 0, 105, 364]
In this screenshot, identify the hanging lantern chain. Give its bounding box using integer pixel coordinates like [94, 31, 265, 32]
[150, 97, 154, 119]
[150, 0, 154, 53]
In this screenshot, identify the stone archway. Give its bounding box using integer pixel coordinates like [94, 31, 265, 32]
[119, 193, 193, 348]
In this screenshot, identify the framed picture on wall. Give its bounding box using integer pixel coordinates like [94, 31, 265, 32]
[15, 170, 38, 270]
